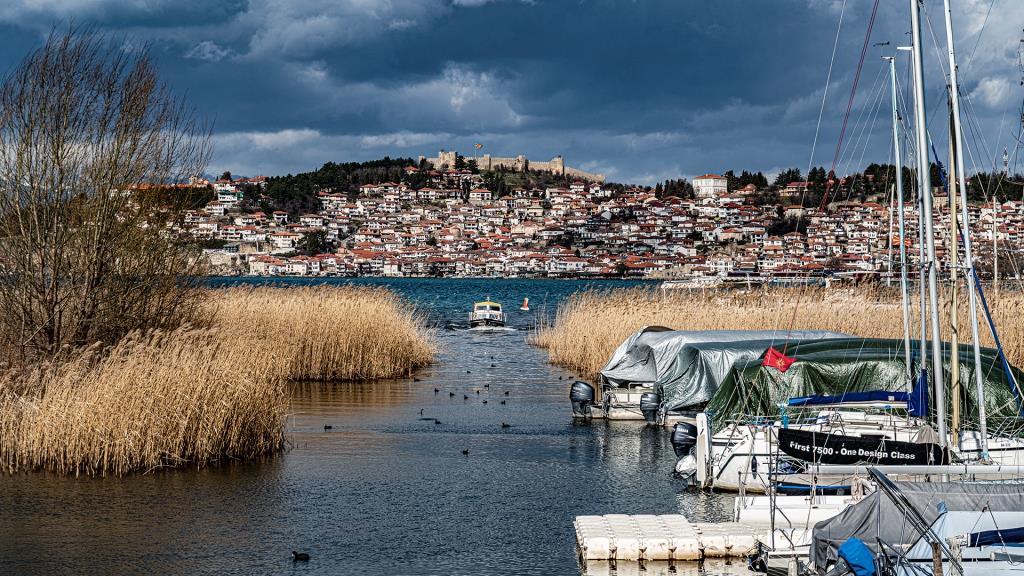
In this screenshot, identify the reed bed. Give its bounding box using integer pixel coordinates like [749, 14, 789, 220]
[208, 286, 435, 381]
[0, 285, 435, 476]
[533, 286, 1024, 379]
[0, 328, 287, 476]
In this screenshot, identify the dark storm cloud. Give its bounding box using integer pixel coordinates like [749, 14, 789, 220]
[0, 0, 1019, 183]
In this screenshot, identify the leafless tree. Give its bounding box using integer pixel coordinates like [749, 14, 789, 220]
[0, 27, 212, 362]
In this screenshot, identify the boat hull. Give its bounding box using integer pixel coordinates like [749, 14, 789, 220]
[469, 318, 505, 328]
[693, 413, 1024, 493]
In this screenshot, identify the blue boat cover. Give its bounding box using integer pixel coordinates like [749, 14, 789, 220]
[838, 537, 875, 576]
[788, 390, 908, 407]
[909, 370, 928, 417]
[968, 526, 1024, 547]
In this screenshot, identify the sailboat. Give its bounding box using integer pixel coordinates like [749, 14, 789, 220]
[684, 0, 1024, 496]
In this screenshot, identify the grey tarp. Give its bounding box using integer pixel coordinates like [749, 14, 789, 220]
[598, 328, 848, 411]
[810, 481, 1024, 569]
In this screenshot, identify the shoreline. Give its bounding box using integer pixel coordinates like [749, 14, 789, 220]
[0, 285, 435, 476]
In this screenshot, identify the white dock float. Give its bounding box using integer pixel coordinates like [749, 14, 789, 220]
[574, 514, 761, 561]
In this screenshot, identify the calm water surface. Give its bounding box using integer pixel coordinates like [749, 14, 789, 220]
[0, 279, 732, 575]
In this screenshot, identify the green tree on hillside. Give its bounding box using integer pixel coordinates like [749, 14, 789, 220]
[300, 229, 329, 256]
[773, 168, 804, 188]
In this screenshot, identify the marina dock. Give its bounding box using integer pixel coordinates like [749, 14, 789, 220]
[574, 514, 761, 561]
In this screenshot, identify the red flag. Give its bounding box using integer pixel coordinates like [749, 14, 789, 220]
[763, 346, 796, 372]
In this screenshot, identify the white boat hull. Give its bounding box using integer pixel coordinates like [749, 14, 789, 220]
[692, 412, 1024, 493]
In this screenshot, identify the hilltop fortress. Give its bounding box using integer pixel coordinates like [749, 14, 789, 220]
[423, 149, 605, 182]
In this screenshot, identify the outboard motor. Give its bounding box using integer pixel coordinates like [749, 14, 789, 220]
[670, 422, 698, 458]
[672, 421, 700, 483]
[639, 392, 661, 423]
[570, 381, 595, 418]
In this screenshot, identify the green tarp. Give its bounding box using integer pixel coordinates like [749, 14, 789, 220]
[706, 338, 1024, 432]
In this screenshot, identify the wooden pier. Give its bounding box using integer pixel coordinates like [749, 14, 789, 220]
[574, 514, 761, 561]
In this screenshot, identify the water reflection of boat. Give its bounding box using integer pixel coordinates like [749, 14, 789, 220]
[469, 300, 506, 328]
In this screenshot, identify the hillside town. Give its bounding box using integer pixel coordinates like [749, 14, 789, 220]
[177, 162, 1016, 282]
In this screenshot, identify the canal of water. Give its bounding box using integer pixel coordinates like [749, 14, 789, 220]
[0, 278, 732, 575]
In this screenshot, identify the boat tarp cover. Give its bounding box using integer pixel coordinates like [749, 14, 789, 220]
[837, 538, 875, 576]
[788, 390, 909, 406]
[969, 525, 1024, 547]
[905, 511, 1024, 559]
[811, 482, 1024, 568]
[598, 327, 849, 411]
[705, 338, 1024, 430]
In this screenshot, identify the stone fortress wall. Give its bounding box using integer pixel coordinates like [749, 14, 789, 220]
[424, 149, 605, 182]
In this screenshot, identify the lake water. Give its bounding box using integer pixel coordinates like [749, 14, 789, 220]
[0, 278, 733, 575]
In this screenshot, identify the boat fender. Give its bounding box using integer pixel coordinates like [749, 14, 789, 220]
[570, 381, 595, 418]
[639, 392, 660, 423]
[674, 454, 697, 479]
[670, 422, 698, 458]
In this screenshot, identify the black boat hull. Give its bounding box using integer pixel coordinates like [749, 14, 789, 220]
[470, 318, 506, 328]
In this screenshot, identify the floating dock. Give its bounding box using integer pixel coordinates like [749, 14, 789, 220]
[580, 558, 741, 576]
[574, 514, 761, 561]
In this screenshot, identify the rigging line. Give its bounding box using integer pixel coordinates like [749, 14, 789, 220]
[989, 99, 1010, 175]
[843, 81, 891, 202]
[941, 138, 1024, 400]
[790, 0, 849, 297]
[836, 69, 882, 176]
[896, 71, 921, 165]
[921, 3, 958, 134]
[850, 73, 890, 180]
[923, 3, 950, 84]
[962, 108, 1024, 296]
[824, 0, 881, 209]
[961, 99, 990, 191]
[962, 0, 999, 81]
[805, 0, 849, 196]
[838, 64, 888, 175]
[962, 89, 996, 175]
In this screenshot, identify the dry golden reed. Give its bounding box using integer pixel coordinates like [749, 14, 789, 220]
[0, 285, 435, 476]
[533, 286, 1024, 379]
[0, 328, 286, 476]
[209, 286, 435, 381]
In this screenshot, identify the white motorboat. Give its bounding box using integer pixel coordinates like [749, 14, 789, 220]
[469, 300, 506, 328]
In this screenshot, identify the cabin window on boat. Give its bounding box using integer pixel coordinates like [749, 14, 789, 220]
[476, 304, 500, 311]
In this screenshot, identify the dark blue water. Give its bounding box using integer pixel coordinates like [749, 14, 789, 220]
[205, 277, 652, 327]
[0, 278, 732, 575]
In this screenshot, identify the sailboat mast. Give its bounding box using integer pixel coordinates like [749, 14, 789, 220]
[949, 110, 960, 448]
[888, 55, 913, 382]
[910, 0, 948, 444]
[941, 0, 989, 456]
[887, 187, 895, 288]
[918, 188, 928, 367]
[993, 196, 999, 296]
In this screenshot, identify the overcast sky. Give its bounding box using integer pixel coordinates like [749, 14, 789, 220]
[0, 0, 1020, 184]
